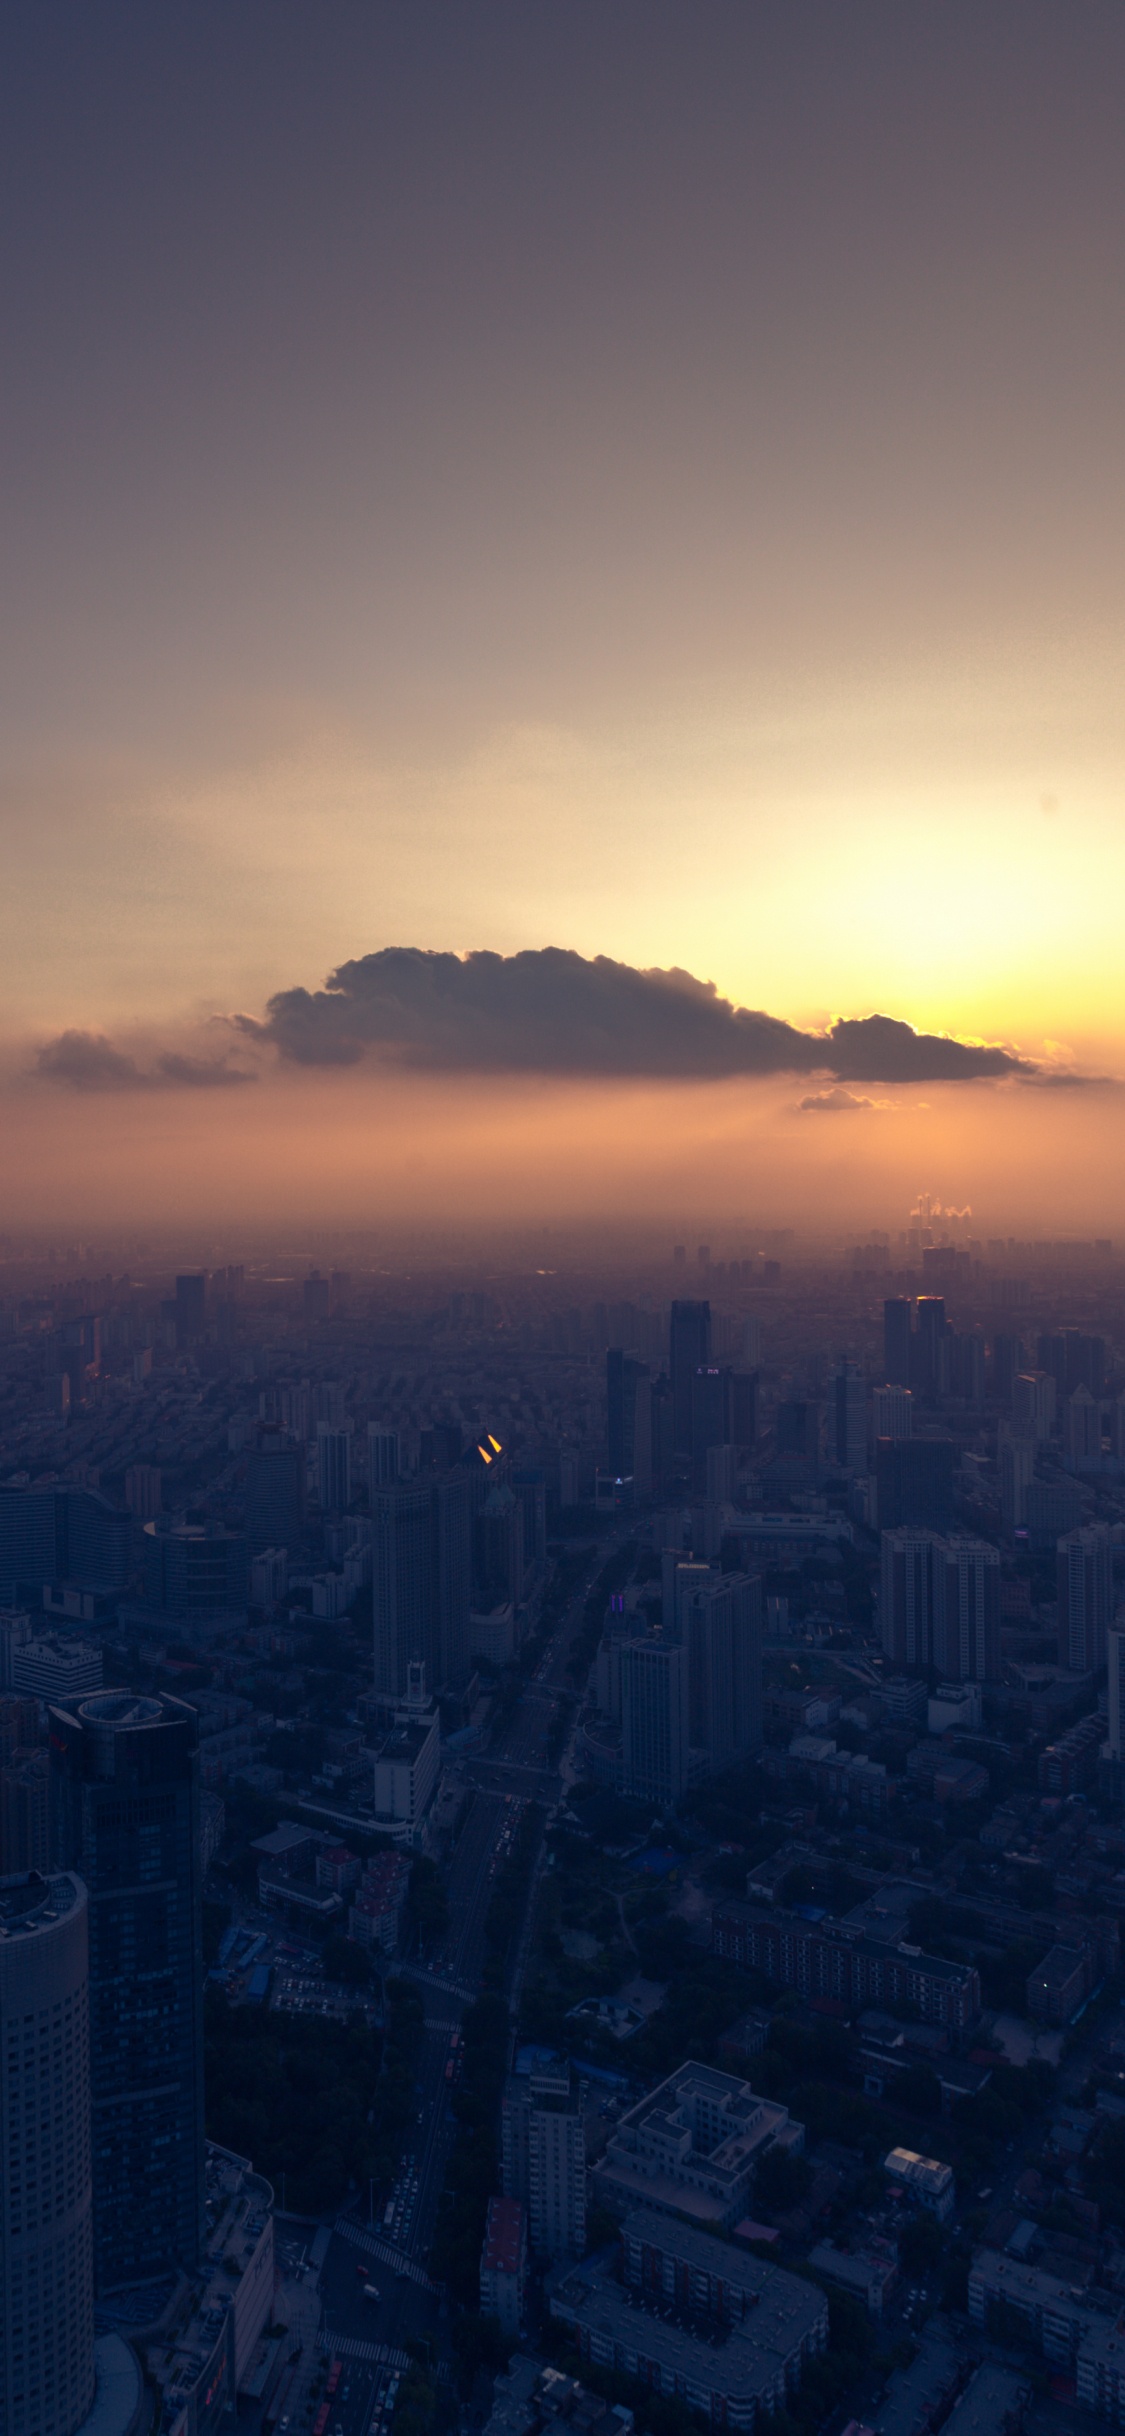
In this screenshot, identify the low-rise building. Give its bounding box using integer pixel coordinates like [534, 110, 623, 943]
[712, 1902, 980, 2035]
[481, 2195, 528, 2335]
[1077, 2309, 1125, 2422]
[549, 2242, 827, 2431]
[968, 2248, 1114, 2364]
[808, 2242, 898, 2317]
[883, 2147, 954, 2220]
[1027, 1943, 1091, 2026]
[594, 2062, 803, 2233]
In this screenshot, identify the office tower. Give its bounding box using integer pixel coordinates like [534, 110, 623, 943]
[913, 1297, 947, 1396]
[174, 1272, 206, 1347]
[775, 1400, 818, 1467]
[620, 1636, 688, 1805]
[691, 1364, 734, 1481]
[1038, 1330, 1107, 1400]
[607, 1350, 650, 1481]
[883, 1297, 913, 1387]
[124, 1463, 163, 1520]
[0, 1693, 39, 1759]
[875, 1436, 954, 1533]
[682, 1572, 762, 1772]
[302, 1272, 330, 1319]
[511, 1469, 548, 1568]
[316, 1424, 352, 1514]
[435, 1470, 473, 1687]
[873, 1384, 913, 1441]
[880, 1530, 937, 1672]
[244, 1429, 306, 1553]
[313, 1380, 346, 1428]
[661, 1555, 711, 1633]
[502, 2060, 586, 2258]
[649, 1376, 675, 1493]
[705, 1442, 737, 1503]
[934, 1536, 1001, 1683]
[0, 1870, 95, 2436]
[0, 1486, 132, 1603]
[367, 1426, 400, 1488]
[991, 1333, 1022, 1405]
[670, 1300, 711, 1455]
[475, 1482, 526, 1610]
[250, 1547, 288, 1607]
[50, 1691, 204, 2292]
[372, 1484, 437, 1699]
[142, 1518, 249, 1621]
[1108, 1622, 1125, 1761]
[998, 1429, 1036, 1534]
[1057, 1526, 1114, 1674]
[1013, 1370, 1056, 1442]
[1065, 1386, 1103, 1470]
[947, 1330, 985, 1404]
[831, 1360, 867, 1471]
[741, 1313, 763, 1369]
[0, 1747, 51, 1870]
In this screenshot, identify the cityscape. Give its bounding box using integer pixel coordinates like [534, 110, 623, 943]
[3, 10, 1125, 2436]
[6, 1227, 1125, 2436]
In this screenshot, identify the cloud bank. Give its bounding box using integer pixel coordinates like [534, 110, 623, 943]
[232, 946, 1035, 1084]
[35, 1031, 255, 1091]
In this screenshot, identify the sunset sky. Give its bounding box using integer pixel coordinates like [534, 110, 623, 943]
[2, 5, 1123, 1229]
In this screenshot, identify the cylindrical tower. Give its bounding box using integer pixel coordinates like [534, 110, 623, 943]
[0, 1869, 94, 2436]
[49, 1690, 204, 2293]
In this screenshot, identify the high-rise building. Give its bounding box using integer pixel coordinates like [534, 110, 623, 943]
[0, 1746, 50, 1871]
[1064, 1386, 1103, 1470]
[50, 1691, 204, 2292]
[873, 1384, 913, 1441]
[142, 1518, 248, 1622]
[502, 2060, 586, 2258]
[998, 1429, 1036, 1534]
[1107, 1623, 1125, 1762]
[372, 1484, 437, 1699]
[914, 1298, 947, 1397]
[620, 1636, 688, 1806]
[934, 1536, 1001, 1683]
[682, 1572, 762, 1774]
[880, 1530, 938, 1673]
[875, 1436, 954, 1533]
[244, 1429, 306, 1553]
[606, 1350, 649, 1479]
[1013, 1370, 1056, 1442]
[991, 1333, 1023, 1406]
[1057, 1527, 1114, 1675]
[124, 1463, 163, 1521]
[670, 1301, 711, 1455]
[0, 1487, 132, 1603]
[830, 1360, 867, 1470]
[367, 1426, 400, 1489]
[316, 1424, 352, 1515]
[883, 1298, 913, 1387]
[174, 1273, 206, 1347]
[0, 1870, 95, 2436]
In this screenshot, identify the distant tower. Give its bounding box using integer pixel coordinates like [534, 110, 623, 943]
[669, 1301, 711, 1455]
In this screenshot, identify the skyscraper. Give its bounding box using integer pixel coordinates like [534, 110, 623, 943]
[316, 1424, 352, 1514]
[606, 1350, 649, 1479]
[883, 1297, 912, 1387]
[1107, 1622, 1125, 1761]
[914, 1297, 947, 1397]
[173, 1272, 206, 1348]
[934, 1536, 1001, 1684]
[367, 1425, 400, 1488]
[830, 1359, 867, 1471]
[0, 1870, 94, 2436]
[875, 1436, 953, 1532]
[872, 1383, 912, 1441]
[682, 1571, 762, 1773]
[1057, 1526, 1113, 1674]
[620, 1636, 688, 1806]
[50, 1691, 204, 2292]
[244, 1428, 306, 1553]
[880, 1529, 937, 1673]
[670, 1300, 710, 1455]
[372, 1483, 438, 1700]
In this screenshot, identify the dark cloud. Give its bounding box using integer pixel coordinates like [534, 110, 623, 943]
[236, 946, 1038, 1084]
[34, 1031, 255, 1091]
[798, 1087, 877, 1113]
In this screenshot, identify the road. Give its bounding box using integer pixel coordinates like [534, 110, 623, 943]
[325, 1531, 625, 2366]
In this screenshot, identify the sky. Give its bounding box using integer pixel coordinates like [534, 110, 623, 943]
[2, 3, 1124, 1230]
